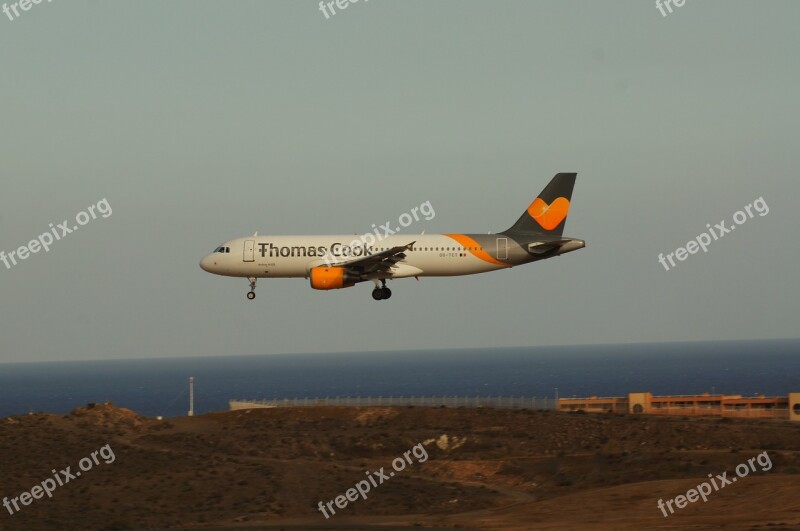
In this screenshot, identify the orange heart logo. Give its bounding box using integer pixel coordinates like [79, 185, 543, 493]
[527, 197, 570, 231]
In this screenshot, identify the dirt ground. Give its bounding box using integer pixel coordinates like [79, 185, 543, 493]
[1, 404, 799, 530]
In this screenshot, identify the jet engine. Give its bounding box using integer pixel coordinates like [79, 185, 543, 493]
[309, 266, 359, 290]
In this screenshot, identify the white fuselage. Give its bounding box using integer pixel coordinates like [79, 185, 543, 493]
[199, 234, 512, 280]
[199, 173, 585, 300]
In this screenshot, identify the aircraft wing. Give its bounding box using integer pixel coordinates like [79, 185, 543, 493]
[327, 241, 415, 274]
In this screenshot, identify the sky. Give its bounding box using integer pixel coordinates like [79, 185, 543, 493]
[0, 1, 798, 363]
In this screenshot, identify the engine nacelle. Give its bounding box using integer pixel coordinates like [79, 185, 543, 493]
[309, 266, 358, 290]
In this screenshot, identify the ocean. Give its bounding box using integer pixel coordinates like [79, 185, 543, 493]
[0, 339, 798, 418]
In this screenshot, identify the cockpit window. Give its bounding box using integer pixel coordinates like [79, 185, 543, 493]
[225, 247, 230, 253]
[214, 246, 224, 253]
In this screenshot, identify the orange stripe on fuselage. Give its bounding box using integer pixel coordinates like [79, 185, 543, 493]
[445, 234, 509, 267]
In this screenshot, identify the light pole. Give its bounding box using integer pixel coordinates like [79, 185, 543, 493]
[188, 376, 195, 417]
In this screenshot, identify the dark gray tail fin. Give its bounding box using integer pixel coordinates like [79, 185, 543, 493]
[502, 173, 577, 237]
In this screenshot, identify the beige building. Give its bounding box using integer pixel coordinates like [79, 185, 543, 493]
[559, 391, 797, 420]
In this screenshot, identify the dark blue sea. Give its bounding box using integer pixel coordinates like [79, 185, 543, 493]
[0, 339, 798, 418]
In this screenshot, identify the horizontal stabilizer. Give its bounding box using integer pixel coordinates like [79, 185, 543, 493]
[528, 238, 585, 255]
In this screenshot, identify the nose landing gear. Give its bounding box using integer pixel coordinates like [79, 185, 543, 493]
[246, 277, 257, 300]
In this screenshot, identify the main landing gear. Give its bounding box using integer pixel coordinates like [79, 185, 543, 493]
[246, 277, 257, 300]
[371, 279, 392, 301]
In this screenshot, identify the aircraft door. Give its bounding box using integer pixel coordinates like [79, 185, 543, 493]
[243, 240, 255, 262]
[496, 237, 508, 260]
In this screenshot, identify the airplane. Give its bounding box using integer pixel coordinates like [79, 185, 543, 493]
[199, 173, 585, 301]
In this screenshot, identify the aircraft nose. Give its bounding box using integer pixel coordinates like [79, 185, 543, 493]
[199, 255, 214, 273]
